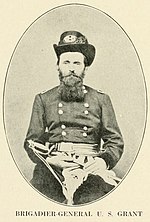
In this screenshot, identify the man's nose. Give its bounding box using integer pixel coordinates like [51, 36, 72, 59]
[69, 68, 75, 74]
[68, 64, 75, 72]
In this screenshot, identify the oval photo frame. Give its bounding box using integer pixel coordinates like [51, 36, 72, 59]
[3, 4, 147, 206]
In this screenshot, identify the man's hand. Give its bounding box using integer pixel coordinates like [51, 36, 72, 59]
[46, 152, 80, 169]
[84, 157, 107, 175]
[84, 157, 119, 186]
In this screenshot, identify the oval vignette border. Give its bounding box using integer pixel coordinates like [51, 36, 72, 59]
[3, 3, 148, 206]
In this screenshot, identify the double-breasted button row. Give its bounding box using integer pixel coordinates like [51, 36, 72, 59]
[58, 103, 63, 115]
[82, 85, 87, 94]
[84, 103, 89, 108]
[83, 126, 88, 131]
[58, 103, 63, 108]
[57, 97, 89, 137]
[59, 108, 89, 115]
[83, 132, 87, 137]
[61, 131, 88, 137]
[84, 110, 89, 115]
[61, 124, 66, 129]
[83, 102, 89, 115]
[58, 103, 66, 136]
[60, 125, 88, 137]
[58, 109, 63, 115]
[61, 124, 66, 136]
[62, 131, 66, 136]
[83, 126, 88, 137]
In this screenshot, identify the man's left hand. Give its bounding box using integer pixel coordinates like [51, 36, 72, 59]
[84, 157, 107, 175]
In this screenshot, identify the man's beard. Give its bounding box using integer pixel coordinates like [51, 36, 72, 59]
[58, 70, 85, 102]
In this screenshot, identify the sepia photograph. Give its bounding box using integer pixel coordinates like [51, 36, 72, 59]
[3, 4, 147, 206]
[1, 2, 150, 221]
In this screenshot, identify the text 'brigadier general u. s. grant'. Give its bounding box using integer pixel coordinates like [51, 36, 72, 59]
[24, 31, 124, 205]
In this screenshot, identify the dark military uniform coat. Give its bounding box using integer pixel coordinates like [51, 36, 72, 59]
[24, 85, 124, 205]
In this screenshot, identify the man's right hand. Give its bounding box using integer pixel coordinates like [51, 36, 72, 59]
[46, 152, 80, 169]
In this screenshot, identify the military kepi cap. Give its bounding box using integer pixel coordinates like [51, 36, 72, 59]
[53, 31, 96, 66]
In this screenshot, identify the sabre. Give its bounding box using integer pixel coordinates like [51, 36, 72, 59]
[27, 140, 122, 205]
[27, 140, 63, 186]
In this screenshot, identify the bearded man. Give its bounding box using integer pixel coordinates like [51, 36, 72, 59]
[24, 31, 124, 205]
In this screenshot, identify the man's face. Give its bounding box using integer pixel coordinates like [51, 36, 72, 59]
[58, 52, 86, 77]
[57, 52, 87, 102]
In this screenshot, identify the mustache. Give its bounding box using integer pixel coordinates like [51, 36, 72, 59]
[58, 68, 86, 85]
[61, 72, 82, 80]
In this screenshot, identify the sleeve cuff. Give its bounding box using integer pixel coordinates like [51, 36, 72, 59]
[100, 152, 116, 170]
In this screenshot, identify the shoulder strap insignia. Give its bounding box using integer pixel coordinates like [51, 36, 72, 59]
[97, 89, 105, 94]
[40, 89, 49, 94]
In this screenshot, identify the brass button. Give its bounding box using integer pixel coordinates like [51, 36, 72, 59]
[62, 131, 66, 136]
[84, 103, 89, 108]
[83, 126, 88, 131]
[83, 132, 87, 137]
[58, 103, 63, 108]
[58, 110, 63, 115]
[83, 90, 87, 94]
[61, 124, 66, 129]
[84, 110, 89, 115]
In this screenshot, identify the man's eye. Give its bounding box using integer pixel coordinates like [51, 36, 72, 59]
[74, 62, 81, 65]
[63, 61, 69, 64]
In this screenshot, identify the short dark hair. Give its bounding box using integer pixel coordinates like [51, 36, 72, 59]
[57, 55, 88, 67]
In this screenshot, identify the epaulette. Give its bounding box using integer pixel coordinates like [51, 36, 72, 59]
[40, 89, 49, 94]
[97, 89, 105, 94]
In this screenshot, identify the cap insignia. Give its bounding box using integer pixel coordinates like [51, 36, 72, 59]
[63, 35, 77, 43]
